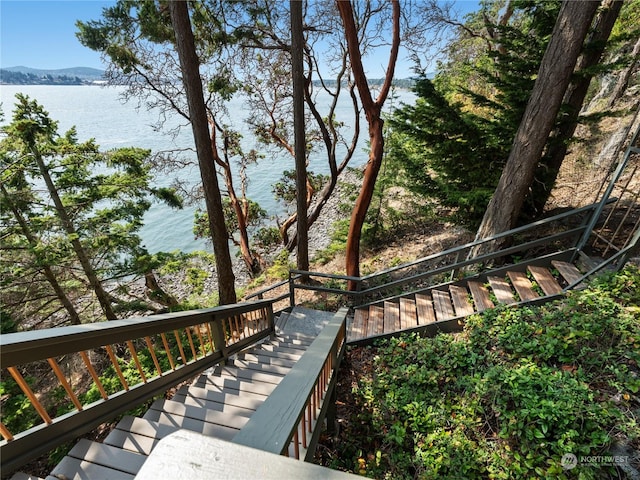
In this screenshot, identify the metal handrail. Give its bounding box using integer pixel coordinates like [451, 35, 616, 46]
[0, 299, 276, 473]
[279, 202, 602, 307]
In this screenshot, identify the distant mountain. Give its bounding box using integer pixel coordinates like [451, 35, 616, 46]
[1, 66, 105, 85]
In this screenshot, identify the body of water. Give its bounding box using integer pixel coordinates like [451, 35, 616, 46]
[1, 85, 414, 254]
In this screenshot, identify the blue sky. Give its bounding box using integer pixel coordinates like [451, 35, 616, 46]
[1, 1, 113, 69]
[1, 1, 479, 76]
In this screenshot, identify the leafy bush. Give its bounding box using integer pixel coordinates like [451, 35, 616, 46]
[335, 266, 639, 479]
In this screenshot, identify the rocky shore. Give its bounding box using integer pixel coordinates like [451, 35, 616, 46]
[116, 172, 358, 312]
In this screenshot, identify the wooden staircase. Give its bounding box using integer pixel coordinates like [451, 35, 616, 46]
[348, 259, 584, 343]
[18, 328, 316, 480]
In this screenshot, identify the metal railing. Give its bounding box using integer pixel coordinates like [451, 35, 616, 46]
[233, 308, 348, 461]
[0, 299, 275, 473]
[250, 202, 602, 308]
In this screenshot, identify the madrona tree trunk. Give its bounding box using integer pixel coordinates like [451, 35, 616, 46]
[337, 0, 400, 288]
[473, 0, 601, 251]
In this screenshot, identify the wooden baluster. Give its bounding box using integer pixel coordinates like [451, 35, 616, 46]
[127, 341, 148, 383]
[144, 337, 163, 377]
[47, 358, 82, 411]
[301, 411, 307, 448]
[185, 326, 197, 360]
[80, 351, 108, 399]
[8, 367, 52, 424]
[0, 421, 14, 441]
[293, 430, 300, 459]
[307, 402, 312, 433]
[173, 330, 188, 365]
[194, 325, 206, 357]
[205, 323, 215, 353]
[105, 345, 129, 390]
[160, 333, 176, 370]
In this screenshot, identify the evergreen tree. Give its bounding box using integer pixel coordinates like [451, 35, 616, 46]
[388, 1, 561, 228]
[1, 95, 181, 327]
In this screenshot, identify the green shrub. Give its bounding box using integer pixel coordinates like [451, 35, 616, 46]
[337, 266, 639, 479]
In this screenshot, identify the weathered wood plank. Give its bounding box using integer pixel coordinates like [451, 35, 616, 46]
[368, 305, 384, 337]
[136, 430, 360, 479]
[174, 385, 265, 411]
[487, 276, 516, 304]
[228, 358, 292, 376]
[527, 265, 563, 296]
[213, 365, 285, 385]
[400, 298, 418, 330]
[415, 293, 436, 325]
[552, 260, 584, 287]
[251, 345, 303, 361]
[147, 398, 253, 425]
[384, 301, 400, 334]
[507, 271, 539, 302]
[432, 290, 455, 321]
[50, 456, 135, 480]
[9, 473, 45, 480]
[67, 439, 146, 476]
[236, 352, 297, 369]
[104, 417, 178, 455]
[449, 285, 474, 317]
[467, 281, 494, 312]
[194, 373, 276, 397]
[351, 309, 367, 341]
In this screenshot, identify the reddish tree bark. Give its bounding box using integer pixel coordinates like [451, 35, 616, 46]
[336, 0, 400, 288]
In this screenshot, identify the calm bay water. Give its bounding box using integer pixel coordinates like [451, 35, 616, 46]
[1, 85, 414, 254]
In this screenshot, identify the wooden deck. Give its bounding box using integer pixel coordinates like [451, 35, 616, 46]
[347, 260, 584, 343]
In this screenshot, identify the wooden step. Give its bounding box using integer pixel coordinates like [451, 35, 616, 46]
[194, 372, 277, 397]
[49, 456, 135, 480]
[10, 473, 45, 480]
[236, 351, 297, 369]
[487, 276, 516, 304]
[467, 281, 494, 312]
[527, 265, 563, 296]
[143, 400, 248, 434]
[228, 358, 293, 376]
[449, 285, 474, 317]
[350, 308, 368, 340]
[432, 290, 455, 320]
[415, 293, 436, 325]
[507, 271, 539, 302]
[251, 345, 304, 361]
[174, 385, 266, 411]
[400, 297, 418, 330]
[66, 439, 146, 475]
[383, 301, 399, 333]
[552, 260, 584, 286]
[368, 305, 384, 337]
[103, 416, 180, 455]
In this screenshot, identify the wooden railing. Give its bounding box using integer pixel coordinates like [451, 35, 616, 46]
[233, 307, 348, 461]
[0, 299, 275, 472]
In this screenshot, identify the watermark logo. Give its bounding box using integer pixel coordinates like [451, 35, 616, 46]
[561, 453, 578, 470]
[561, 453, 630, 469]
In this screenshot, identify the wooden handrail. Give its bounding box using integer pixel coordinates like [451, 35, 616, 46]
[233, 307, 348, 461]
[0, 299, 275, 473]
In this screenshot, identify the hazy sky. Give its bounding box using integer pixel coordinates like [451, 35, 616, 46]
[1, 1, 479, 76]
